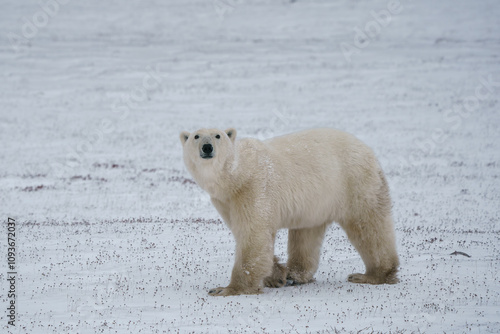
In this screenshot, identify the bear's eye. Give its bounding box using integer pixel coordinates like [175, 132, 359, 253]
[215, 134, 221, 139]
[194, 135, 199, 140]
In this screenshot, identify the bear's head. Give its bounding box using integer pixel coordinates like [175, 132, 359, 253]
[179, 128, 237, 181]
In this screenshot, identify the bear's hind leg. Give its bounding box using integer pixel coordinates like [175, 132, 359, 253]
[287, 223, 328, 285]
[342, 216, 399, 285]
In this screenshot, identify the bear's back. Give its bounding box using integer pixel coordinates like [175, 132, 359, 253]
[264, 128, 371, 167]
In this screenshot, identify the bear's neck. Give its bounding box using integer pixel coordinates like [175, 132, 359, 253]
[198, 152, 250, 202]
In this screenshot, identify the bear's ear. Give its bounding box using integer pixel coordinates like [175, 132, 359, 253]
[180, 131, 190, 145]
[225, 128, 237, 142]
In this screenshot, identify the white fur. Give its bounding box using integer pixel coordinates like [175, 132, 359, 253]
[180, 128, 399, 296]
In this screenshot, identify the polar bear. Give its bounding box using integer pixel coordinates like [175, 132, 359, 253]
[180, 128, 399, 296]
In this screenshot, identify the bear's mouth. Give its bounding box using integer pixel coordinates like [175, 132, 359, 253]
[200, 153, 214, 159]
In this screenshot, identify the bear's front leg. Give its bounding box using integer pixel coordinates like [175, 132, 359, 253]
[263, 256, 288, 288]
[209, 231, 274, 296]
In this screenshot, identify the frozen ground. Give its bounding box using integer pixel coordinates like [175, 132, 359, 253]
[1, 0, 499, 332]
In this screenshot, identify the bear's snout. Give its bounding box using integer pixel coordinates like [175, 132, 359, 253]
[201, 143, 214, 159]
[202, 143, 213, 154]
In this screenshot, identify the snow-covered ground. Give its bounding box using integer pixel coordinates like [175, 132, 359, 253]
[1, 0, 499, 332]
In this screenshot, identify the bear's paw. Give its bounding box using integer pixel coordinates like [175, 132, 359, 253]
[208, 286, 263, 297]
[263, 262, 288, 288]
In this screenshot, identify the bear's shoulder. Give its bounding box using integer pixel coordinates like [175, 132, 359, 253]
[236, 137, 267, 153]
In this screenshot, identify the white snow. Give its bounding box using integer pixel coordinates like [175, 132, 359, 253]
[1, 0, 499, 333]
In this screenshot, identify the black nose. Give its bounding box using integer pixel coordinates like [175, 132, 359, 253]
[202, 143, 213, 154]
